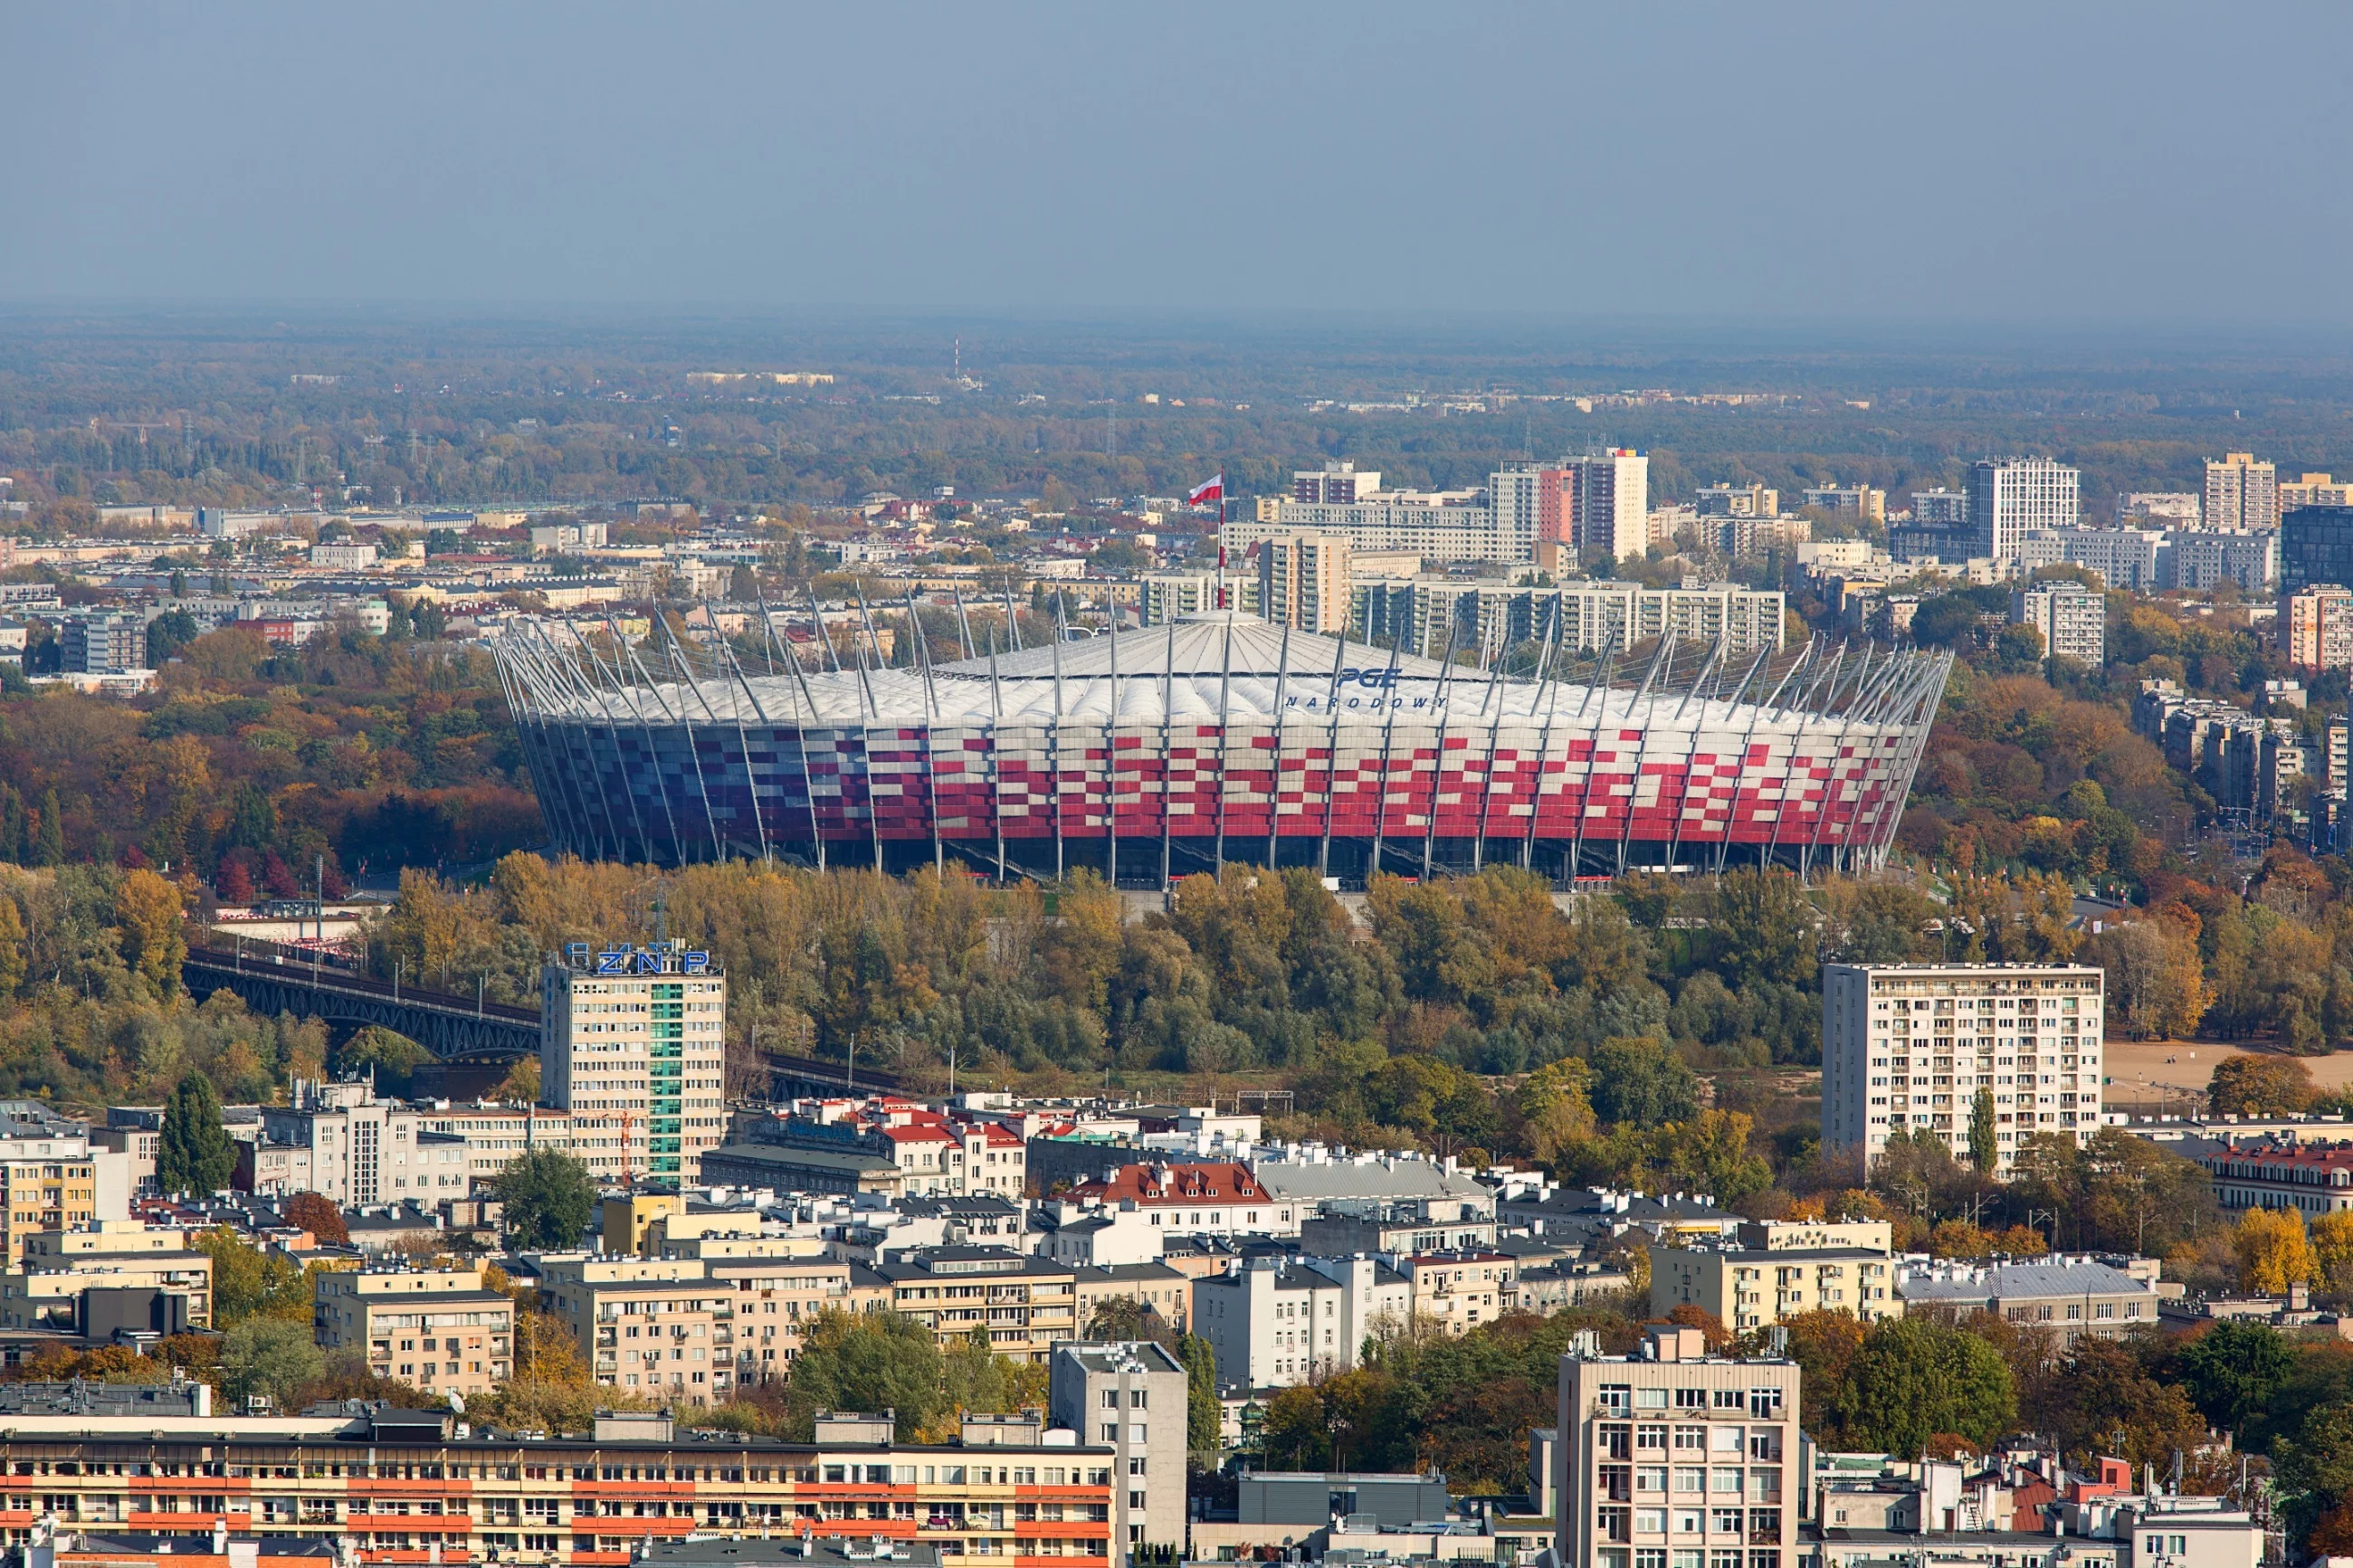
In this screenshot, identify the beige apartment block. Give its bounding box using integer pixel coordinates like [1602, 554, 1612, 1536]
[708, 1256, 892, 1381]
[1556, 1326, 1802, 1568]
[872, 1249, 1081, 1363]
[540, 1274, 740, 1403]
[0, 1222, 216, 1330]
[313, 1268, 515, 1398]
[0, 1136, 99, 1262]
[1652, 1247, 1900, 1334]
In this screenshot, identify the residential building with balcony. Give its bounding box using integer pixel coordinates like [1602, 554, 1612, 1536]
[541, 1275, 737, 1403]
[870, 1247, 1080, 1363]
[1555, 1325, 1801, 1568]
[0, 1400, 1118, 1567]
[312, 1268, 514, 1400]
[1652, 1247, 1899, 1334]
[1823, 964, 2106, 1175]
[1398, 1250, 1518, 1335]
[0, 1221, 216, 1333]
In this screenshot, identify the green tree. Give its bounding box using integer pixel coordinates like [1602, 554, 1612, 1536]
[221, 1316, 324, 1411]
[1829, 1316, 2015, 1454]
[33, 789, 64, 866]
[147, 609, 201, 667]
[193, 1226, 314, 1325]
[491, 1148, 596, 1251]
[1711, 869, 1817, 988]
[1968, 1087, 1998, 1172]
[1176, 1332, 1221, 1456]
[2177, 1320, 2296, 1436]
[158, 1074, 236, 1194]
[787, 1309, 946, 1440]
[1587, 1037, 1700, 1126]
[331, 1027, 435, 1096]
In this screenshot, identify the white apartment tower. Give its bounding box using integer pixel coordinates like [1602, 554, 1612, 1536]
[2011, 584, 2106, 668]
[2206, 452, 2280, 534]
[1823, 963, 2105, 1177]
[1967, 459, 2080, 560]
[541, 942, 729, 1188]
[1555, 1325, 1801, 1568]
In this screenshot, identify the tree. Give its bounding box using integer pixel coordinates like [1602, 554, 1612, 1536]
[0, 897, 24, 1000]
[147, 609, 200, 667]
[1587, 1037, 1700, 1126]
[1968, 1088, 1998, 1172]
[159, 1075, 236, 1195]
[283, 1192, 349, 1246]
[1829, 1316, 2016, 1454]
[2234, 1207, 2317, 1294]
[787, 1309, 946, 1440]
[491, 1148, 596, 1252]
[1517, 1058, 1598, 1165]
[2210, 1054, 2318, 1117]
[1176, 1332, 1221, 1456]
[193, 1226, 316, 1325]
[117, 868, 186, 993]
[1711, 870, 1817, 988]
[2177, 1320, 2296, 1434]
[221, 1316, 324, 1411]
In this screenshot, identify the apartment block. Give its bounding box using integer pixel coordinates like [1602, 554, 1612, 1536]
[869, 1248, 1081, 1363]
[1564, 451, 1650, 562]
[1803, 484, 1886, 522]
[1254, 530, 1352, 634]
[0, 1221, 215, 1333]
[1967, 458, 2080, 559]
[2206, 451, 2280, 534]
[2284, 584, 2353, 672]
[2011, 584, 2105, 668]
[1823, 963, 2106, 1176]
[1294, 461, 1381, 504]
[710, 1257, 892, 1379]
[1694, 483, 1777, 518]
[313, 1269, 515, 1399]
[1554, 1325, 1801, 1568]
[258, 1079, 422, 1206]
[0, 1134, 100, 1261]
[59, 613, 144, 677]
[2282, 472, 2353, 511]
[1650, 1245, 1898, 1334]
[1045, 1341, 1188, 1552]
[0, 1401, 1118, 1566]
[1192, 1255, 1410, 1388]
[542, 942, 729, 1186]
[540, 1274, 739, 1403]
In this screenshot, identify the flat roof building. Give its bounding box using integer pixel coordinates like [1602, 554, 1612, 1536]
[1824, 964, 2106, 1175]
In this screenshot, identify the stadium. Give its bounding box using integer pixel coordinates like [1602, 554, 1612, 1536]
[492, 611, 1951, 885]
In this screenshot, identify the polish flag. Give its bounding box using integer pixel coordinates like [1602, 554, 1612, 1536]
[1186, 473, 1224, 507]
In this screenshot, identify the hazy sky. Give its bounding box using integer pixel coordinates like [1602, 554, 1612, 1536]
[6, 2, 2351, 327]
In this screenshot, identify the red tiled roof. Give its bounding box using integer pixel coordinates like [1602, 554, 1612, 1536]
[1072, 1162, 1265, 1204]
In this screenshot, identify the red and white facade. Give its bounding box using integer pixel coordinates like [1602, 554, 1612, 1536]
[498, 613, 1949, 885]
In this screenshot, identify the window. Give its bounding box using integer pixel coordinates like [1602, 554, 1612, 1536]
[1635, 1516, 1667, 1539]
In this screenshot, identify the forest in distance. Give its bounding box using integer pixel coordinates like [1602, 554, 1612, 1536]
[13, 310, 2353, 524]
